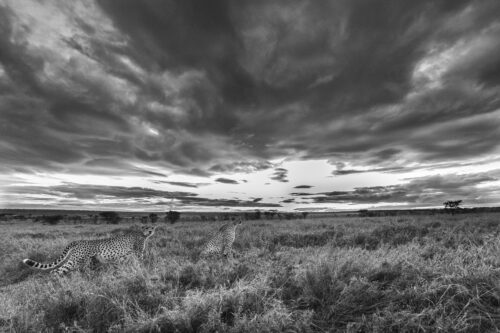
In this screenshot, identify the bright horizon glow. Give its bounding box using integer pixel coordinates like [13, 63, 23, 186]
[2, 157, 500, 212]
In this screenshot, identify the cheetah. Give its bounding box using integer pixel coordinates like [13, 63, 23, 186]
[22, 225, 157, 275]
[200, 219, 242, 259]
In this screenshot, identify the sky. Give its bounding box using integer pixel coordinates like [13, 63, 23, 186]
[1, 0, 500, 212]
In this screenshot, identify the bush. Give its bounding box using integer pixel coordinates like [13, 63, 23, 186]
[41, 215, 64, 225]
[165, 210, 180, 224]
[149, 213, 158, 223]
[99, 211, 121, 224]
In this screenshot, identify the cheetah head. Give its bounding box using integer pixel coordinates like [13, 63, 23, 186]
[233, 218, 243, 226]
[141, 225, 157, 237]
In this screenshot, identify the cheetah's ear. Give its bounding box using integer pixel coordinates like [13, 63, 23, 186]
[140, 225, 157, 232]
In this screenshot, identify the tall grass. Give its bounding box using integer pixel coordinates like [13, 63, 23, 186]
[1, 213, 500, 332]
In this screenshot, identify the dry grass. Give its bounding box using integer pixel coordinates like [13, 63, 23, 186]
[1, 213, 500, 332]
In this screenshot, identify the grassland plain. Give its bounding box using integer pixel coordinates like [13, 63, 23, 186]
[2, 213, 500, 332]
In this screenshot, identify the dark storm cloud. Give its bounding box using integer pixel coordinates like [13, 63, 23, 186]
[1, 0, 500, 180]
[132, 169, 168, 178]
[49, 184, 195, 200]
[209, 161, 273, 174]
[176, 197, 280, 208]
[231, 0, 500, 166]
[294, 185, 313, 189]
[0, 9, 133, 173]
[311, 171, 500, 206]
[97, 0, 257, 102]
[215, 177, 239, 184]
[291, 192, 317, 196]
[184, 168, 213, 177]
[333, 167, 406, 176]
[152, 181, 209, 188]
[270, 168, 288, 183]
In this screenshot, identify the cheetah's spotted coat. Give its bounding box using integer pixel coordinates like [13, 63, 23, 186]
[22, 226, 156, 275]
[201, 219, 242, 258]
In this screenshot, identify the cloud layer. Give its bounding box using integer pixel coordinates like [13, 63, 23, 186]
[293, 172, 500, 207]
[4, 183, 281, 209]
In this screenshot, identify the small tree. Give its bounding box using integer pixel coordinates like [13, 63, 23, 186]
[302, 212, 309, 219]
[99, 211, 121, 224]
[444, 200, 462, 214]
[149, 213, 159, 223]
[165, 210, 180, 224]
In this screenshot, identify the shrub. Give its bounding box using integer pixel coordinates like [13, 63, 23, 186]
[41, 215, 64, 225]
[165, 210, 180, 224]
[99, 211, 121, 224]
[149, 213, 158, 223]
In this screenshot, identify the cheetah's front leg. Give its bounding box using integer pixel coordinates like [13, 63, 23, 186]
[133, 249, 144, 261]
[222, 244, 233, 259]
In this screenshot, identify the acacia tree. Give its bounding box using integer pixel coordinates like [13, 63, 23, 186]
[443, 200, 462, 214]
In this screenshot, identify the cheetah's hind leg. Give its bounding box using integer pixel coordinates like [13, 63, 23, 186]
[51, 258, 78, 276]
[89, 254, 107, 271]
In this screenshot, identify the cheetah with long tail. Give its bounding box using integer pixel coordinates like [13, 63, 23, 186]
[22, 225, 157, 275]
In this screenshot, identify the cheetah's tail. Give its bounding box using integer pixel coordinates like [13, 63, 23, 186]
[22, 245, 74, 271]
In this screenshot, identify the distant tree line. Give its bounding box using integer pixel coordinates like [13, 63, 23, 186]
[356, 200, 499, 217]
[196, 211, 309, 221]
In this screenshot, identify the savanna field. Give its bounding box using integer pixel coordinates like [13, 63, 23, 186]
[2, 213, 500, 332]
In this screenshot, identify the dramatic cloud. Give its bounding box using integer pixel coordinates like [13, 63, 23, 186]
[291, 192, 315, 197]
[333, 167, 406, 176]
[209, 161, 274, 174]
[1, 0, 500, 210]
[4, 184, 280, 208]
[215, 178, 239, 184]
[153, 181, 209, 188]
[307, 172, 500, 207]
[294, 185, 313, 189]
[6, 184, 195, 200]
[270, 168, 289, 183]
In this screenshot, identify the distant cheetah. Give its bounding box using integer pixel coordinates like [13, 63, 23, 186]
[22, 225, 157, 275]
[200, 219, 242, 259]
